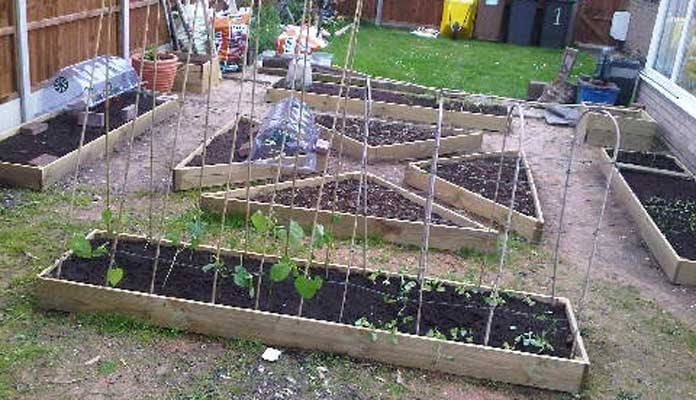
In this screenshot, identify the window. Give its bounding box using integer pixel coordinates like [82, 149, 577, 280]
[646, 0, 696, 113]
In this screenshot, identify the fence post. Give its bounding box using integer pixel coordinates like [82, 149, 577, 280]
[375, 0, 384, 25]
[120, 0, 130, 58]
[13, 0, 31, 122]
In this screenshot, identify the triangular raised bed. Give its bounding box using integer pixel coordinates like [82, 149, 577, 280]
[173, 116, 328, 191]
[200, 171, 498, 253]
[405, 151, 544, 242]
[314, 113, 483, 163]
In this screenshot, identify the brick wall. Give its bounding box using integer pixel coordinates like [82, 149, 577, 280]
[624, 0, 660, 62]
[636, 80, 696, 170]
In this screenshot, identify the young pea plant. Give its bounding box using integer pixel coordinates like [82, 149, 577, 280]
[67, 234, 123, 287]
[513, 331, 554, 354]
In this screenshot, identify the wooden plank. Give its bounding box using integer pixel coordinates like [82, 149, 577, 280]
[265, 87, 508, 131]
[200, 172, 499, 253]
[316, 116, 483, 163]
[0, 98, 178, 190]
[36, 231, 589, 394]
[598, 149, 695, 284]
[404, 151, 545, 242]
[580, 106, 657, 151]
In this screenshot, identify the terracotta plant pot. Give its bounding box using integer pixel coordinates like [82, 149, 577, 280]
[131, 52, 179, 93]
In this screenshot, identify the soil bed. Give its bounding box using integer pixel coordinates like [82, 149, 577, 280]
[273, 79, 508, 116]
[254, 179, 455, 225]
[54, 237, 573, 358]
[0, 91, 155, 166]
[315, 114, 468, 146]
[606, 149, 684, 173]
[431, 156, 535, 217]
[622, 169, 696, 259]
[188, 119, 255, 165]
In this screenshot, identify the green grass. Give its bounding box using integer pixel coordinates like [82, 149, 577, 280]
[326, 25, 596, 98]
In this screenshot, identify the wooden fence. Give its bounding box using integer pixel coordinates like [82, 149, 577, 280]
[337, 0, 445, 27]
[0, 0, 168, 103]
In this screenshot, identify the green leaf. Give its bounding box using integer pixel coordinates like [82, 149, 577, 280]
[107, 267, 124, 287]
[330, 214, 343, 224]
[311, 224, 332, 248]
[92, 243, 109, 257]
[101, 208, 114, 232]
[233, 265, 253, 289]
[251, 210, 272, 233]
[165, 230, 182, 247]
[186, 219, 205, 249]
[288, 220, 305, 246]
[202, 258, 222, 273]
[68, 235, 93, 259]
[294, 274, 323, 299]
[270, 255, 294, 282]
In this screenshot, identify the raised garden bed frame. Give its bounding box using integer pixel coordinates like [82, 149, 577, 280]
[579, 105, 657, 152]
[604, 148, 692, 179]
[0, 98, 178, 190]
[265, 86, 508, 131]
[37, 229, 589, 393]
[200, 172, 499, 253]
[404, 151, 544, 242]
[173, 116, 328, 191]
[598, 149, 696, 285]
[315, 115, 484, 163]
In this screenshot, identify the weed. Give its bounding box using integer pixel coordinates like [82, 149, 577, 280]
[98, 359, 119, 375]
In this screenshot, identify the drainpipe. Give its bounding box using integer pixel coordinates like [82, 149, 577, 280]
[14, 0, 31, 122]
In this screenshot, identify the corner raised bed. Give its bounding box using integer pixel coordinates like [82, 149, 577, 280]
[173, 116, 328, 191]
[603, 148, 692, 178]
[37, 230, 589, 393]
[599, 149, 696, 285]
[200, 172, 499, 252]
[579, 105, 657, 152]
[0, 91, 177, 190]
[314, 113, 483, 163]
[404, 151, 544, 242]
[265, 80, 508, 131]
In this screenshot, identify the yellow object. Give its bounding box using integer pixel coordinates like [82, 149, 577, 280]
[440, 0, 478, 39]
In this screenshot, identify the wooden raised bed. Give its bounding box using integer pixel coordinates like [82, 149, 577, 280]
[173, 54, 222, 94]
[579, 105, 657, 152]
[265, 85, 508, 131]
[37, 230, 589, 393]
[404, 151, 544, 242]
[200, 172, 499, 252]
[173, 116, 328, 191]
[315, 114, 483, 163]
[599, 149, 696, 285]
[0, 97, 178, 190]
[602, 148, 692, 178]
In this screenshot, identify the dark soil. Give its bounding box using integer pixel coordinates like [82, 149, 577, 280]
[315, 114, 468, 146]
[0, 91, 155, 166]
[622, 169, 696, 260]
[188, 119, 256, 165]
[55, 237, 573, 358]
[255, 178, 455, 225]
[432, 156, 536, 217]
[274, 79, 508, 116]
[606, 149, 685, 173]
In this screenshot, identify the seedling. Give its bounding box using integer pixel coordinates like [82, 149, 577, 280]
[270, 255, 296, 282]
[106, 266, 124, 287]
[483, 292, 506, 307]
[233, 265, 255, 298]
[68, 235, 109, 259]
[514, 331, 554, 354]
[294, 274, 323, 299]
[426, 328, 447, 341]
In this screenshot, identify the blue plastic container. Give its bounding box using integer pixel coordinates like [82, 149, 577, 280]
[577, 79, 620, 105]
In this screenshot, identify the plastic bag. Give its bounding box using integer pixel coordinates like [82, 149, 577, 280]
[36, 55, 139, 114]
[251, 97, 319, 171]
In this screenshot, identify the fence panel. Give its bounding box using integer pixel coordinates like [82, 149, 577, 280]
[382, 0, 444, 27]
[0, 0, 168, 103]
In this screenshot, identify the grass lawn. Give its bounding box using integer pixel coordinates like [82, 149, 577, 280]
[326, 25, 596, 98]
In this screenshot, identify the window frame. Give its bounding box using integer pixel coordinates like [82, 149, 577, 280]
[643, 0, 696, 117]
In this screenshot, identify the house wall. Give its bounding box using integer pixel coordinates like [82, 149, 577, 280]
[636, 81, 696, 170]
[623, 0, 660, 61]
